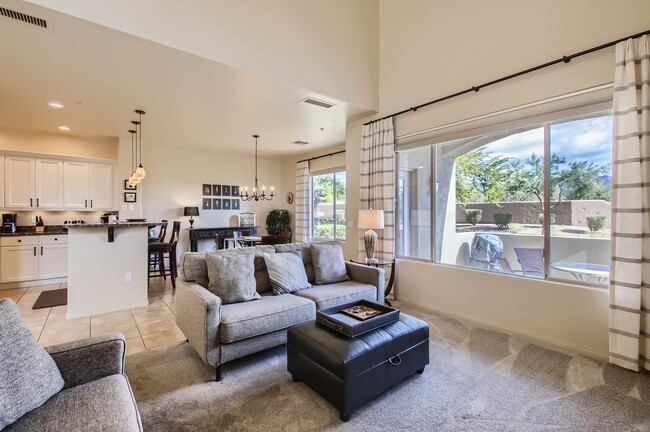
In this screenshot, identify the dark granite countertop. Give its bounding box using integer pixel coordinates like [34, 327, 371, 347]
[65, 222, 164, 228]
[0, 226, 68, 236]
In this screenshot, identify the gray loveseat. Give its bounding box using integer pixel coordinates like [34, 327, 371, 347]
[175, 242, 385, 381]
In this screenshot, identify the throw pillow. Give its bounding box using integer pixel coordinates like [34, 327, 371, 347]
[310, 242, 349, 285]
[206, 253, 261, 304]
[263, 252, 311, 295]
[0, 299, 64, 429]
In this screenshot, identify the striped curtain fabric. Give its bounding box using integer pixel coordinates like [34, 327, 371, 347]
[609, 35, 650, 372]
[295, 161, 311, 242]
[359, 118, 395, 263]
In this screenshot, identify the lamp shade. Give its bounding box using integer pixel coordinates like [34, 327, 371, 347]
[358, 209, 384, 229]
[184, 206, 199, 217]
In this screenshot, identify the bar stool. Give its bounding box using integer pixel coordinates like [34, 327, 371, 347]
[148, 221, 180, 289]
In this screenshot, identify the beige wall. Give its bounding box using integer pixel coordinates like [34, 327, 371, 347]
[25, 0, 379, 111]
[141, 145, 286, 256]
[343, 0, 650, 356]
[0, 127, 118, 160]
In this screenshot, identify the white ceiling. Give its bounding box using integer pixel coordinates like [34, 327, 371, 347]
[0, 1, 375, 159]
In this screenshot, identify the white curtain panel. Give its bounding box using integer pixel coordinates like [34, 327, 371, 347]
[358, 118, 395, 262]
[295, 161, 311, 242]
[609, 35, 650, 372]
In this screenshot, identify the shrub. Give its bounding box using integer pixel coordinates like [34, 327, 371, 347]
[465, 209, 482, 225]
[537, 213, 556, 225]
[508, 223, 522, 234]
[494, 213, 513, 229]
[586, 215, 607, 232]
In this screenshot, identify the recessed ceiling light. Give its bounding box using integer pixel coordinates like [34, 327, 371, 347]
[48, 102, 64, 109]
[58, 126, 70, 131]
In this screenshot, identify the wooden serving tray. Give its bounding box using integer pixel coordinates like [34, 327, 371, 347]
[316, 299, 399, 337]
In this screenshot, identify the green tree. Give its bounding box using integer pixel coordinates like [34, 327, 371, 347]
[313, 174, 345, 206]
[455, 148, 512, 205]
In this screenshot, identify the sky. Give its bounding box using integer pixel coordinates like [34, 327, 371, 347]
[484, 115, 613, 167]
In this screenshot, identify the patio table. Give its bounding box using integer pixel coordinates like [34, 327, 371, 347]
[551, 261, 610, 284]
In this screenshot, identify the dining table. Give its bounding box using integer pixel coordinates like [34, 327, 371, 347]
[550, 261, 610, 284]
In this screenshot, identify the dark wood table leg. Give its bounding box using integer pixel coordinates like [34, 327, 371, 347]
[384, 259, 395, 306]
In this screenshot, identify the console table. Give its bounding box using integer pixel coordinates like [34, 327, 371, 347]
[188, 226, 259, 251]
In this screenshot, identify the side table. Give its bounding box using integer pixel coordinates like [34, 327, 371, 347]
[350, 259, 395, 306]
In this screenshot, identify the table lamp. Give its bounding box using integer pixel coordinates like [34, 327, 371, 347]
[184, 206, 199, 228]
[358, 209, 384, 264]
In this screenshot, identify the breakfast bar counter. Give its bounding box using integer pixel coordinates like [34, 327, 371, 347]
[65, 222, 163, 319]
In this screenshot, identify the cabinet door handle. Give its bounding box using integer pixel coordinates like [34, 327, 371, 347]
[90, 200, 93, 207]
[40, 246, 43, 255]
[36, 198, 39, 207]
[85, 199, 87, 208]
[30, 198, 33, 207]
[17, 239, 21, 243]
[33, 247, 36, 256]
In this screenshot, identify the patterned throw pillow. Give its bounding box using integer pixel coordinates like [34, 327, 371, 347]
[310, 242, 349, 285]
[263, 252, 311, 295]
[206, 254, 261, 304]
[0, 299, 64, 429]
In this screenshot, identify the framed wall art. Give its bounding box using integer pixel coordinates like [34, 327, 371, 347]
[213, 198, 221, 210]
[124, 192, 137, 203]
[125, 180, 137, 190]
[212, 184, 221, 196]
[223, 199, 231, 210]
[223, 185, 231, 196]
[202, 184, 212, 196]
[202, 198, 212, 210]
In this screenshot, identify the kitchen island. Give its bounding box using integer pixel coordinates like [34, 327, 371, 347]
[65, 222, 163, 319]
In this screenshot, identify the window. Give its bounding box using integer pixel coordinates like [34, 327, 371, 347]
[311, 170, 346, 240]
[397, 110, 613, 287]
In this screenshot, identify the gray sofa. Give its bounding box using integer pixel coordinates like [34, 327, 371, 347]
[2, 326, 142, 431]
[175, 242, 385, 381]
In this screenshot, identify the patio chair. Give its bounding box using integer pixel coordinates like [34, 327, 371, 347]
[514, 247, 544, 277]
[497, 257, 523, 274]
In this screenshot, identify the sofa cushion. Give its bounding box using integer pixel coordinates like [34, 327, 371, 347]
[220, 295, 315, 343]
[206, 254, 261, 304]
[0, 299, 64, 430]
[5, 374, 142, 432]
[264, 252, 311, 295]
[310, 242, 349, 285]
[291, 280, 377, 310]
[179, 252, 209, 288]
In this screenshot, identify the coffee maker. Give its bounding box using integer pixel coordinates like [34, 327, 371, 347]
[2, 214, 16, 233]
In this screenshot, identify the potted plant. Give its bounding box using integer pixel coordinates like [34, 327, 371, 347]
[266, 209, 291, 235]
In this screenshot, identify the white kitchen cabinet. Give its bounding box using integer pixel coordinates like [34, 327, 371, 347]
[88, 163, 112, 209]
[35, 158, 64, 209]
[0, 155, 4, 208]
[5, 156, 35, 209]
[39, 246, 68, 279]
[0, 237, 39, 283]
[63, 161, 112, 210]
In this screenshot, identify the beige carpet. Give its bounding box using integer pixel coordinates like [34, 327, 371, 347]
[125, 302, 650, 431]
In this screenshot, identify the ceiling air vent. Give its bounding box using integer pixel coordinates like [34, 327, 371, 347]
[301, 97, 335, 109]
[0, 7, 47, 28]
[293, 141, 309, 146]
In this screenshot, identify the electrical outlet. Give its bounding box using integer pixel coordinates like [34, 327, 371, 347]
[347, 220, 354, 227]
[124, 272, 132, 282]
[121, 204, 127, 211]
[128, 204, 134, 211]
[31, 216, 36, 223]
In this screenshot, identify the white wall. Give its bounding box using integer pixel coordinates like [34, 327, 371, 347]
[141, 145, 285, 256]
[344, 0, 650, 357]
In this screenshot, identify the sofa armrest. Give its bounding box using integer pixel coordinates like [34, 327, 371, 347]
[45, 333, 126, 389]
[175, 278, 222, 367]
[345, 262, 385, 302]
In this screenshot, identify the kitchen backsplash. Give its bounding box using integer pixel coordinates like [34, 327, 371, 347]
[4, 211, 115, 226]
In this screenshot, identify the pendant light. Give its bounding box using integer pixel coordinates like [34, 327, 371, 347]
[128, 129, 138, 185]
[241, 135, 274, 201]
[130, 120, 142, 182]
[134, 109, 146, 180]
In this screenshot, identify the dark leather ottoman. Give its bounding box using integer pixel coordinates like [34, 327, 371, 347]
[287, 313, 429, 421]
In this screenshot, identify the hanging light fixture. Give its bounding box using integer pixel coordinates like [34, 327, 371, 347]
[130, 120, 142, 182]
[128, 129, 138, 185]
[241, 134, 274, 201]
[134, 109, 146, 180]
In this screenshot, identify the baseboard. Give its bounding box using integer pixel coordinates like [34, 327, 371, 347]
[0, 278, 67, 290]
[396, 295, 609, 362]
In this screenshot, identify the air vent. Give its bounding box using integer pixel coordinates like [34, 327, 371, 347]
[0, 7, 47, 28]
[301, 97, 335, 109]
[293, 140, 309, 146]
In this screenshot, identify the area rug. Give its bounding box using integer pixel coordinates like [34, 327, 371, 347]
[125, 302, 650, 431]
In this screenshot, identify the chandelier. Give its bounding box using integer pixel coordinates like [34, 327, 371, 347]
[241, 135, 274, 201]
[128, 109, 146, 185]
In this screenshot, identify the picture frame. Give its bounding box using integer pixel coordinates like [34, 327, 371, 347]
[213, 198, 221, 210]
[124, 192, 136, 203]
[124, 180, 137, 190]
[223, 199, 231, 210]
[202, 184, 212, 196]
[212, 184, 221, 196]
[222, 185, 231, 196]
[231, 185, 240, 197]
[202, 198, 212, 210]
[232, 199, 240, 210]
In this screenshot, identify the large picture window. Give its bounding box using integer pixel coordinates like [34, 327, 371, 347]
[311, 170, 346, 240]
[397, 110, 613, 287]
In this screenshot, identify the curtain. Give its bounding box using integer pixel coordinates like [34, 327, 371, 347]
[359, 118, 396, 263]
[609, 35, 650, 372]
[295, 161, 311, 242]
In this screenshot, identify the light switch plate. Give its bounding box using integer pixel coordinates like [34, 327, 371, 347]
[121, 204, 127, 211]
[347, 220, 354, 227]
[128, 204, 134, 211]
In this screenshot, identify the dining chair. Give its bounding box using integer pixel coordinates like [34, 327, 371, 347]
[514, 247, 544, 277]
[148, 221, 181, 289]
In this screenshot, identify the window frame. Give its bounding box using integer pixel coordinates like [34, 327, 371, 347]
[394, 98, 613, 289]
[310, 168, 346, 241]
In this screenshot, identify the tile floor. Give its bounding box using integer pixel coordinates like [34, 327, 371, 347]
[0, 278, 183, 356]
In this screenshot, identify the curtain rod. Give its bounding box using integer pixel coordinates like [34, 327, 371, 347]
[364, 28, 650, 126]
[297, 149, 346, 164]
